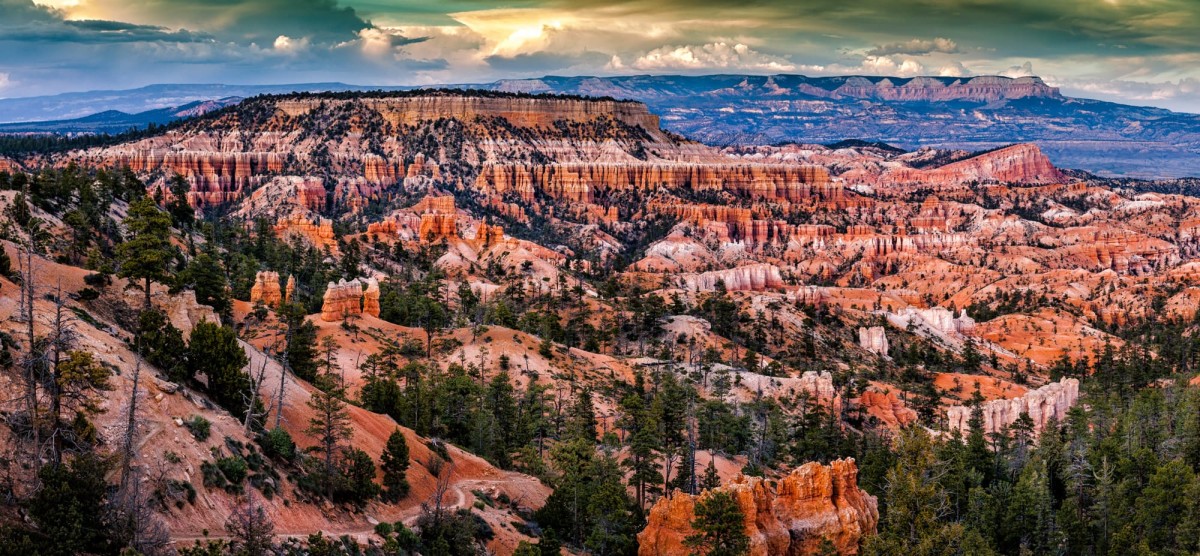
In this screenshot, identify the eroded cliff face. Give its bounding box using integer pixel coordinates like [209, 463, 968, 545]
[680, 264, 785, 292]
[637, 459, 878, 556]
[877, 144, 1065, 187]
[945, 378, 1080, 437]
[320, 277, 381, 322]
[250, 271, 283, 306]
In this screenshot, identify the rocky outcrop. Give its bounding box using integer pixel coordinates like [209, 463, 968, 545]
[417, 197, 459, 243]
[473, 223, 505, 249]
[945, 378, 1080, 437]
[857, 388, 918, 428]
[274, 94, 665, 134]
[320, 277, 380, 321]
[887, 308, 975, 339]
[321, 279, 363, 322]
[637, 459, 878, 556]
[0, 156, 19, 173]
[681, 264, 784, 292]
[249, 271, 283, 307]
[362, 277, 380, 318]
[97, 151, 283, 207]
[886, 144, 1064, 186]
[858, 326, 889, 356]
[274, 213, 336, 248]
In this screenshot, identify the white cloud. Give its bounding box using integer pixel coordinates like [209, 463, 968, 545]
[0, 72, 10, 90]
[622, 42, 795, 72]
[1000, 61, 1036, 78]
[937, 61, 972, 77]
[857, 55, 926, 77]
[273, 35, 308, 53]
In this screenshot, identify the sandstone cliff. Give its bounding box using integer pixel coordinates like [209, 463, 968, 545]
[249, 270, 283, 306]
[680, 264, 784, 292]
[637, 459, 878, 556]
[945, 378, 1080, 437]
[834, 76, 1060, 103]
[858, 326, 889, 356]
[320, 277, 381, 322]
[884, 144, 1064, 186]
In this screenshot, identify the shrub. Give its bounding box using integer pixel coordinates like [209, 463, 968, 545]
[257, 427, 296, 462]
[83, 273, 112, 287]
[200, 462, 227, 490]
[216, 456, 248, 485]
[185, 415, 211, 441]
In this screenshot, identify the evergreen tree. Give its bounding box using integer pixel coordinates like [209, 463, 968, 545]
[306, 386, 353, 500]
[117, 196, 174, 309]
[281, 302, 319, 382]
[381, 428, 412, 502]
[683, 490, 749, 556]
[701, 458, 721, 491]
[178, 251, 230, 316]
[337, 448, 380, 505]
[137, 309, 187, 381]
[186, 322, 253, 417]
[165, 174, 194, 228]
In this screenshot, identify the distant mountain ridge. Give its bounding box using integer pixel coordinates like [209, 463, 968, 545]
[2, 74, 1199, 177]
[467, 75, 1200, 178]
[0, 97, 243, 134]
[484, 74, 1063, 103]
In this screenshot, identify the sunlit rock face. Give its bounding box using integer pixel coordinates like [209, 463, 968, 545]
[320, 277, 380, 322]
[637, 459, 878, 556]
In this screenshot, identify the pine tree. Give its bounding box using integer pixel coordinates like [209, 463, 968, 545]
[117, 196, 174, 309]
[566, 388, 598, 443]
[683, 490, 749, 556]
[281, 302, 319, 382]
[701, 457, 721, 491]
[186, 322, 253, 417]
[381, 428, 411, 502]
[485, 371, 519, 468]
[165, 174, 194, 229]
[137, 309, 187, 381]
[179, 252, 229, 316]
[620, 381, 662, 511]
[306, 386, 353, 500]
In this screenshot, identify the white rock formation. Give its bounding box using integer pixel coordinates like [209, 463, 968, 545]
[945, 378, 1080, 437]
[858, 326, 889, 356]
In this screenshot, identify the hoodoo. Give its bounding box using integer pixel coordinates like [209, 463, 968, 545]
[637, 459, 878, 556]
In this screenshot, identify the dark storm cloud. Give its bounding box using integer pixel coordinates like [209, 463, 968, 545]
[83, 0, 372, 44]
[484, 50, 610, 72]
[867, 38, 958, 57]
[0, 0, 1198, 111]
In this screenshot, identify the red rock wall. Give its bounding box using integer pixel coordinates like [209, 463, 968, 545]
[637, 459, 878, 556]
[475, 163, 834, 204]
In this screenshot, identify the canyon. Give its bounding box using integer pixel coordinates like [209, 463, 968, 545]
[3, 88, 1199, 554]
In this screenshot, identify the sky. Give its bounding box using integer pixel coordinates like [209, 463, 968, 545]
[1, 0, 1199, 112]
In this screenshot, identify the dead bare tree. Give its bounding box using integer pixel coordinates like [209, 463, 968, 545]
[274, 314, 294, 430]
[109, 465, 172, 556]
[45, 282, 80, 466]
[243, 352, 273, 433]
[119, 349, 143, 490]
[226, 490, 276, 556]
[18, 191, 42, 469]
